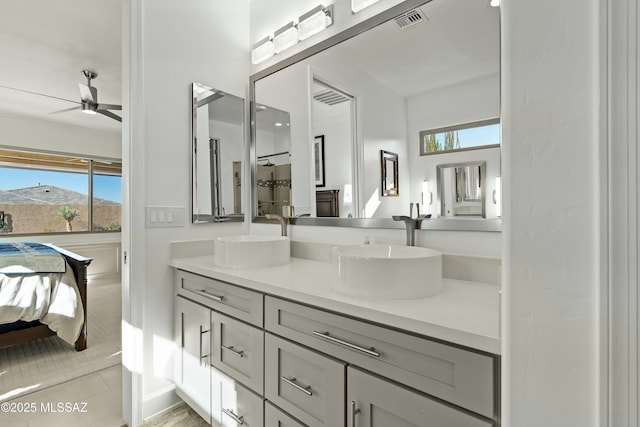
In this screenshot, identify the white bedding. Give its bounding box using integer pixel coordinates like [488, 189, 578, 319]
[0, 264, 84, 345]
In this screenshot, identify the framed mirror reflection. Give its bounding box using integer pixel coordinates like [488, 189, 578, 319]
[250, 0, 501, 231]
[191, 82, 244, 223]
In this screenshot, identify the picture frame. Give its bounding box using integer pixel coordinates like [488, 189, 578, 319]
[314, 135, 326, 187]
[380, 150, 399, 197]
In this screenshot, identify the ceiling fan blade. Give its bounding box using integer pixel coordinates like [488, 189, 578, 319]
[0, 84, 78, 104]
[49, 105, 82, 114]
[97, 103, 122, 111]
[97, 110, 122, 122]
[79, 83, 97, 103]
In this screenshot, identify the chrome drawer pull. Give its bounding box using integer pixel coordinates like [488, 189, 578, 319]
[312, 331, 381, 358]
[222, 344, 245, 358]
[195, 289, 224, 302]
[351, 401, 360, 427]
[222, 408, 245, 425]
[199, 326, 210, 367]
[281, 376, 313, 396]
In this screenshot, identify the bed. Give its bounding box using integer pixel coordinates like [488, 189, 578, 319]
[0, 243, 92, 351]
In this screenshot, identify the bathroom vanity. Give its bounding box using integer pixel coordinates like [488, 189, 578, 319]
[170, 252, 500, 427]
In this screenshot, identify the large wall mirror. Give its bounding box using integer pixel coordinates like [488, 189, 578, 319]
[250, 0, 500, 231]
[192, 82, 244, 223]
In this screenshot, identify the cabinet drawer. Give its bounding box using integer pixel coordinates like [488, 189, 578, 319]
[220, 379, 264, 427]
[177, 270, 263, 327]
[265, 402, 307, 427]
[212, 311, 265, 394]
[265, 296, 495, 418]
[348, 366, 492, 427]
[265, 333, 345, 427]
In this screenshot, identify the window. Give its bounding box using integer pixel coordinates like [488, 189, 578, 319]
[419, 118, 500, 155]
[0, 149, 122, 235]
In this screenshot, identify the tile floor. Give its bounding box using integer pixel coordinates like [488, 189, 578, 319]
[2, 364, 125, 427]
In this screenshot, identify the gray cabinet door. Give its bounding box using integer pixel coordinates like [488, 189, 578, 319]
[175, 295, 212, 424]
[265, 333, 345, 427]
[348, 367, 493, 427]
[212, 311, 265, 394]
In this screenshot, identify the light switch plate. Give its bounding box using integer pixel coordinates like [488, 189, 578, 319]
[145, 206, 185, 228]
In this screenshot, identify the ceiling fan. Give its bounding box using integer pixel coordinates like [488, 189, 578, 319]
[50, 69, 122, 122]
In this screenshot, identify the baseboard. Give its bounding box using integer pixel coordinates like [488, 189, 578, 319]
[88, 273, 121, 286]
[142, 385, 181, 422]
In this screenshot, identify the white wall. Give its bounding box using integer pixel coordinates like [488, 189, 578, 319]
[312, 102, 353, 217]
[407, 74, 501, 218]
[125, 0, 250, 423]
[501, 0, 603, 425]
[0, 114, 121, 160]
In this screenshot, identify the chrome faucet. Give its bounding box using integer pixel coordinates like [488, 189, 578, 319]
[265, 214, 288, 237]
[392, 203, 430, 246]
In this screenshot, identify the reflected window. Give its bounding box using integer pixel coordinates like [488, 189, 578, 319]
[420, 118, 500, 155]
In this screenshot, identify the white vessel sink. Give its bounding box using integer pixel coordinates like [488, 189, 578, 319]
[331, 245, 443, 299]
[213, 235, 290, 269]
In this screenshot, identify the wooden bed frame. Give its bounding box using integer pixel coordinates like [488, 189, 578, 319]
[0, 245, 93, 351]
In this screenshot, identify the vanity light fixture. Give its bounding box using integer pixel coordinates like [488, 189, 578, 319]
[493, 176, 501, 217]
[351, 0, 381, 13]
[490, 0, 500, 6]
[274, 122, 283, 127]
[422, 180, 432, 205]
[298, 5, 333, 41]
[273, 21, 298, 54]
[251, 36, 275, 65]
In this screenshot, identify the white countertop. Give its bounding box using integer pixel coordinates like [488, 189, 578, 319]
[170, 256, 501, 354]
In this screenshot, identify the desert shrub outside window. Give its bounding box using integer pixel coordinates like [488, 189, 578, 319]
[0, 149, 121, 235]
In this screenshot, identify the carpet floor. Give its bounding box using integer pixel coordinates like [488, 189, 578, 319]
[0, 281, 121, 402]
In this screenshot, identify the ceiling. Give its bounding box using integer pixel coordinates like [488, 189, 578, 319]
[0, 0, 123, 132]
[333, 0, 500, 97]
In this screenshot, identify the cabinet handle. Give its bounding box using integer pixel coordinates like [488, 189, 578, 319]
[222, 344, 245, 358]
[351, 401, 361, 427]
[312, 331, 380, 358]
[222, 408, 245, 425]
[195, 289, 224, 302]
[281, 376, 313, 396]
[199, 326, 210, 367]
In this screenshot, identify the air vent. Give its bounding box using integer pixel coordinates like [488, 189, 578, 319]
[394, 8, 426, 29]
[313, 89, 350, 106]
